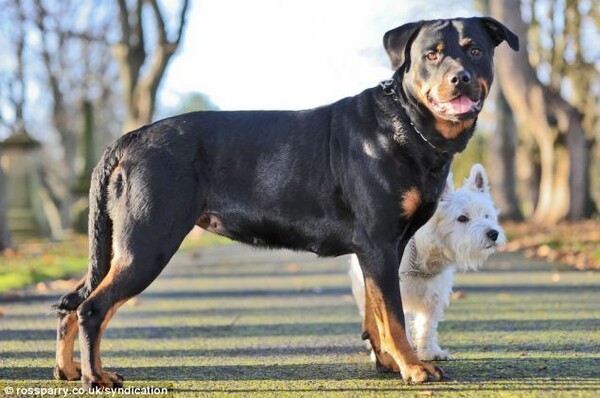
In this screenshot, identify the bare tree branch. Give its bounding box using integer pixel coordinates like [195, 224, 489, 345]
[147, 0, 168, 45]
[116, 0, 130, 45]
[174, 0, 190, 46]
[115, 0, 190, 131]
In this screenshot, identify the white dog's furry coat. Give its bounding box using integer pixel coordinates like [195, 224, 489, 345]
[349, 164, 505, 361]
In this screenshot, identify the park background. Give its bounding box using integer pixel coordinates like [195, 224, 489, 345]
[0, 1, 598, 396]
[1, 0, 598, 284]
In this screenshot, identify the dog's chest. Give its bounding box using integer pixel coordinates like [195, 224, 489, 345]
[411, 170, 450, 216]
[422, 168, 450, 203]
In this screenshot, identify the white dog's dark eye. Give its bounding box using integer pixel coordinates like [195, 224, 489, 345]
[485, 214, 489, 219]
[457, 215, 469, 223]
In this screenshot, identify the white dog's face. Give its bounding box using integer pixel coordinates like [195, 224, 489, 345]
[431, 164, 506, 271]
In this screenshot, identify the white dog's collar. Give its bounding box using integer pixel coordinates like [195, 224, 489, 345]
[399, 237, 441, 280]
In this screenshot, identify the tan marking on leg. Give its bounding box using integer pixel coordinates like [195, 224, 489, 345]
[365, 279, 418, 365]
[401, 188, 422, 218]
[55, 312, 81, 380]
[92, 300, 125, 376]
[364, 278, 443, 383]
[80, 266, 126, 387]
[364, 286, 400, 372]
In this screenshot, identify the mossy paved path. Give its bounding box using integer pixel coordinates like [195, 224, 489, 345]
[1, 243, 599, 397]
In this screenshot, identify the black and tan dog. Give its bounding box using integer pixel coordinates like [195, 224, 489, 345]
[53, 17, 518, 387]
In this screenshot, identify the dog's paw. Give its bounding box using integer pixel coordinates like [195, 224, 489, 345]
[400, 362, 444, 383]
[419, 348, 451, 361]
[54, 361, 82, 381]
[82, 371, 124, 390]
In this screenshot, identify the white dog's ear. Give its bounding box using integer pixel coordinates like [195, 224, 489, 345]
[464, 164, 489, 193]
[440, 172, 455, 201]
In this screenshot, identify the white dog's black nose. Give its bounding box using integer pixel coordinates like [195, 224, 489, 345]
[486, 229, 499, 242]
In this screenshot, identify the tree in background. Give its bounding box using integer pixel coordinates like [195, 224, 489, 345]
[0, 0, 31, 248]
[31, 0, 119, 230]
[0, 0, 190, 235]
[0, 163, 13, 255]
[491, 0, 597, 223]
[114, 0, 190, 132]
[175, 92, 220, 113]
[487, 87, 524, 220]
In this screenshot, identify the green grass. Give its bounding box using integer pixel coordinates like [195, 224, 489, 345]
[0, 231, 231, 293]
[179, 230, 233, 251]
[0, 246, 598, 397]
[593, 249, 600, 263]
[0, 239, 88, 292]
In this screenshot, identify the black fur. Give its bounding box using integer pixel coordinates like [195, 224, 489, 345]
[53, 17, 518, 385]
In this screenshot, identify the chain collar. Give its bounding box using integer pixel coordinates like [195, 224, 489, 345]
[380, 80, 448, 154]
[399, 237, 440, 280]
[379, 79, 400, 101]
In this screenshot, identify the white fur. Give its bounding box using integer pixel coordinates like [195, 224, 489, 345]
[348, 164, 506, 361]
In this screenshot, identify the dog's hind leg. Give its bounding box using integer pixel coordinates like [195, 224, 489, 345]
[54, 143, 123, 381]
[77, 272, 127, 389]
[77, 159, 200, 389]
[54, 311, 82, 380]
[77, 217, 195, 389]
[53, 276, 88, 381]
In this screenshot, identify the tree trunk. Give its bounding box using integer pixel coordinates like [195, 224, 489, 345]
[488, 84, 523, 220]
[490, 0, 592, 223]
[114, 0, 189, 133]
[34, 0, 79, 232]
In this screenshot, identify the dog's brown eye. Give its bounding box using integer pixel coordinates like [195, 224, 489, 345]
[457, 215, 469, 223]
[471, 47, 481, 57]
[426, 52, 438, 61]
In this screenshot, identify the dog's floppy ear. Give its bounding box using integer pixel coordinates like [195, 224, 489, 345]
[440, 172, 455, 201]
[383, 21, 423, 70]
[464, 164, 490, 193]
[479, 17, 519, 51]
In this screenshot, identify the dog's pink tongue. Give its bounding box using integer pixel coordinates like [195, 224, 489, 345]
[447, 96, 475, 114]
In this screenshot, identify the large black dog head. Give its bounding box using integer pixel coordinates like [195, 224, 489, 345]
[383, 17, 518, 139]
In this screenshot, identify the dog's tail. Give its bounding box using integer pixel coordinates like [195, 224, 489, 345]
[52, 140, 124, 316]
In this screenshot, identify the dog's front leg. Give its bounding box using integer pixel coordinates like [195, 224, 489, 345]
[358, 243, 443, 383]
[414, 308, 450, 361]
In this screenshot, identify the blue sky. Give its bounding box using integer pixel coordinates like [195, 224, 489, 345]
[159, 0, 476, 112]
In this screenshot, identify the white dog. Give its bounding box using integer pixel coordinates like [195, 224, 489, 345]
[349, 164, 505, 361]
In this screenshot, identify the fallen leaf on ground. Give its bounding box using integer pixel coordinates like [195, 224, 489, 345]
[287, 263, 300, 273]
[35, 282, 50, 292]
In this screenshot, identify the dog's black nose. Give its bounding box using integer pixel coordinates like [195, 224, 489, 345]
[486, 229, 499, 242]
[448, 70, 472, 86]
